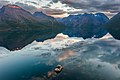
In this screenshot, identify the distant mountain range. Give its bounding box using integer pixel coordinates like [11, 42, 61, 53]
[0, 4, 120, 50]
[34, 11, 120, 40]
[33, 11, 55, 21]
[0, 4, 65, 32]
[33, 11, 65, 41]
[105, 12, 120, 40]
[0, 4, 66, 50]
[57, 13, 109, 39]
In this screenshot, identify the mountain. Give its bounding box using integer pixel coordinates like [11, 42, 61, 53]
[0, 4, 66, 50]
[57, 13, 109, 39]
[0, 4, 65, 32]
[0, 4, 39, 31]
[0, 31, 40, 51]
[105, 12, 120, 40]
[33, 11, 55, 20]
[33, 11, 67, 41]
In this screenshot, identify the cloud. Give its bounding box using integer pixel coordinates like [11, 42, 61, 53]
[15, 2, 38, 12]
[0, 0, 39, 13]
[0, 0, 67, 17]
[104, 12, 117, 18]
[95, 3, 120, 12]
[25, 1, 39, 5]
[0, 0, 119, 18]
[57, 0, 120, 11]
[51, 0, 120, 17]
[43, 8, 66, 15]
[41, 8, 68, 18]
[58, 50, 76, 61]
[0, 0, 10, 7]
[52, 0, 59, 3]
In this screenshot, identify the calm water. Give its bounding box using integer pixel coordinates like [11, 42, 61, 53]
[0, 36, 120, 80]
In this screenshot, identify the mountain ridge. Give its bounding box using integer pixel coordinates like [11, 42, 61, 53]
[104, 12, 120, 40]
[0, 4, 66, 50]
[57, 13, 109, 39]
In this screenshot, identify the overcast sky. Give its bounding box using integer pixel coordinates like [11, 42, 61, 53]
[0, 0, 120, 18]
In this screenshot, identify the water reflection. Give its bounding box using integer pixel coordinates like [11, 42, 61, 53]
[0, 31, 56, 51]
[58, 50, 76, 61]
[0, 36, 120, 80]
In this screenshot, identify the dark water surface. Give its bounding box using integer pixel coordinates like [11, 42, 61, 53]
[0, 36, 120, 80]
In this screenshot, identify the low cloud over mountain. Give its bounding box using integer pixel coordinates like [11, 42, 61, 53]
[0, 0, 120, 18]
